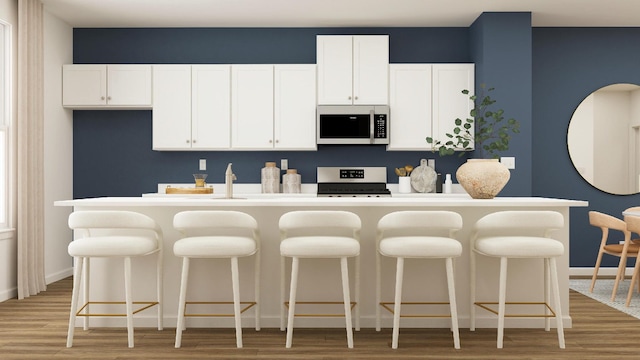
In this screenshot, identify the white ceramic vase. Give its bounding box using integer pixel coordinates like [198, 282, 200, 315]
[455, 159, 510, 199]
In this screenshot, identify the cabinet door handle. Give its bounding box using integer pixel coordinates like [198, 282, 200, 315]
[192, 139, 196, 143]
[269, 139, 273, 143]
[186, 140, 190, 143]
[348, 96, 352, 100]
[275, 139, 279, 143]
[100, 96, 105, 100]
[107, 96, 111, 101]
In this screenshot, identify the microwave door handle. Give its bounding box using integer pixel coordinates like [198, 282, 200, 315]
[369, 110, 375, 144]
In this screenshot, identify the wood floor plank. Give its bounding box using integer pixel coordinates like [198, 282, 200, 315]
[1, 277, 639, 359]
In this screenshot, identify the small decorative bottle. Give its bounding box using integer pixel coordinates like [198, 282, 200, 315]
[282, 169, 302, 193]
[444, 174, 453, 194]
[261, 162, 280, 193]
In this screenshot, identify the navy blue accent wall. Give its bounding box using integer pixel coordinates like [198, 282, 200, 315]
[72, 27, 471, 199]
[532, 27, 640, 267]
[470, 13, 533, 196]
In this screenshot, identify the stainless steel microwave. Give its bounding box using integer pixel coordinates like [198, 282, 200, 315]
[316, 105, 390, 145]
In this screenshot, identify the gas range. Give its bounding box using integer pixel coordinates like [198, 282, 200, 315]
[316, 167, 391, 197]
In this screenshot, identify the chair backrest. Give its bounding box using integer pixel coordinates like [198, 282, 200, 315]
[625, 214, 640, 236]
[69, 210, 161, 233]
[279, 210, 361, 239]
[377, 210, 463, 240]
[473, 210, 564, 239]
[173, 210, 259, 240]
[589, 210, 627, 232]
[68, 210, 163, 245]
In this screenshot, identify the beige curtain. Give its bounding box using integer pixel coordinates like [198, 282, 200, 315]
[16, 0, 45, 299]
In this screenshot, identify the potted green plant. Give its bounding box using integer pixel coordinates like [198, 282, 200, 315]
[425, 84, 521, 198]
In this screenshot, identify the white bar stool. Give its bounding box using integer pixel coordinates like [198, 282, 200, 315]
[66, 210, 164, 348]
[469, 210, 565, 349]
[279, 210, 361, 348]
[375, 210, 463, 349]
[173, 210, 260, 349]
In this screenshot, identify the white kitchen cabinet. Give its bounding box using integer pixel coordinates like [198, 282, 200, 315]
[317, 35, 388, 105]
[191, 65, 231, 149]
[387, 64, 433, 150]
[432, 63, 474, 150]
[62, 64, 152, 108]
[152, 65, 231, 151]
[274, 65, 317, 150]
[387, 63, 474, 151]
[231, 65, 274, 149]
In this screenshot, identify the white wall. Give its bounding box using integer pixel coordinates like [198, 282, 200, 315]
[43, 9, 73, 284]
[0, 0, 18, 302]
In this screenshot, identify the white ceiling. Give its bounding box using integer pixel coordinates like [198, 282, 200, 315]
[40, 0, 640, 28]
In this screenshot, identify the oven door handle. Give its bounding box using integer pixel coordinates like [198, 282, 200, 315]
[369, 110, 375, 144]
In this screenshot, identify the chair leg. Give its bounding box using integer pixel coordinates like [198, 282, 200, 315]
[124, 257, 134, 348]
[626, 257, 640, 306]
[157, 250, 164, 331]
[445, 257, 460, 350]
[285, 257, 299, 348]
[590, 250, 604, 292]
[255, 250, 261, 331]
[549, 258, 565, 349]
[544, 258, 550, 331]
[175, 257, 190, 348]
[83, 258, 90, 331]
[231, 257, 243, 348]
[497, 257, 508, 349]
[612, 253, 628, 301]
[355, 254, 360, 332]
[375, 251, 382, 332]
[67, 257, 84, 348]
[280, 255, 286, 332]
[340, 257, 354, 349]
[469, 250, 476, 331]
[391, 257, 404, 349]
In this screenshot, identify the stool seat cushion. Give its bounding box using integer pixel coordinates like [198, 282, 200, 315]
[68, 236, 158, 257]
[379, 236, 462, 258]
[475, 236, 564, 258]
[173, 236, 256, 257]
[280, 236, 360, 257]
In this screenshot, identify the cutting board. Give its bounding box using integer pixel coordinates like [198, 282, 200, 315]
[165, 186, 213, 194]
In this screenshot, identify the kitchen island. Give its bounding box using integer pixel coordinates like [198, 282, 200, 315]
[55, 194, 587, 330]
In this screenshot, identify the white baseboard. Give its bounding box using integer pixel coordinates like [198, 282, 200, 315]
[46, 268, 73, 285]
[570, 267, 633, 277]
[0, 287, 17, 302]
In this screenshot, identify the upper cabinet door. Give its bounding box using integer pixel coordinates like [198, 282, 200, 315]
[152, 65, 192, 150]
[192, 65, 231, 149]
[274, 64, 317, 150]
[106, 65, 152, 106]
[317, 35, 353, 105]
[317, 35, 389, 105]
[62, 64, 152, 108]
[432, 64, 475, 150]
[387, 64, 433, 151]
[62, 64, 107, 106]
[352, 35, 389, 105]
[231, 65, 274, 149]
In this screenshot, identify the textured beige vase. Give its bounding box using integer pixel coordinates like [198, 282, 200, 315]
[455, 159, 510, 199]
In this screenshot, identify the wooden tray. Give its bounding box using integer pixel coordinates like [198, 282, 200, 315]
[165, 186, 213, 194]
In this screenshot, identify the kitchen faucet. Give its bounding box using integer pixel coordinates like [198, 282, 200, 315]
[225, 163, 236, 199]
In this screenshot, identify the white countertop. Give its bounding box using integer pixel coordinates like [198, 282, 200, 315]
[55, 194, 588, 208]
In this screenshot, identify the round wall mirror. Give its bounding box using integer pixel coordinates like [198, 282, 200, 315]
[567, 83, 640, 195]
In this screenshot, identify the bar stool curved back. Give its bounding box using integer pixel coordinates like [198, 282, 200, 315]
[173, 210, 260, 349]
[375, 210, 463, 349]
[469, 210, 565, 349]
[66, 210, 164, 348]
[279, 210, 361, 348]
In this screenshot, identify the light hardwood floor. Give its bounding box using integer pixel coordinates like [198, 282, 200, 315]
[1, 277, 640, 359]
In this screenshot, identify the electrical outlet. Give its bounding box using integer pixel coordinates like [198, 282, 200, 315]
[501, 157, 515, 169]
[281, 159, 288, 170]
[199, 159, 206, 171]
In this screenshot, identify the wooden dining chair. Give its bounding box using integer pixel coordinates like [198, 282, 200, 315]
[589, 211, 637, 301]
[625, 214, 640, 306]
